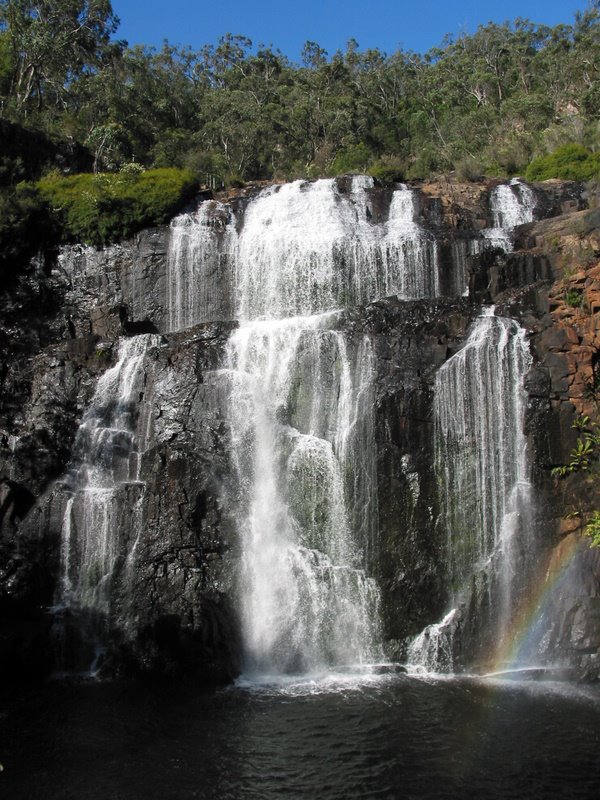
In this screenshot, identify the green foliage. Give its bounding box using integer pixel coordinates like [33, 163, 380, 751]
[36, 167, 198, 246]
[368, 156, 405, 185]
[454, 155, 485, 182]
[1, 4, 600, 188]
[525, 144, 600, 182]
[0, 29, 13, 96]
[329, 143, 373, 176]
[585, 510, 600, 548]
[93, 344, 113, 364]
[552, 416, 600, 476]
[564, 287, 584, 307]
[0, 0, 120, 112]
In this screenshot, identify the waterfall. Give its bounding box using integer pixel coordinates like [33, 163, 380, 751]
[415, 180, 540, 652]
[409, 311, 533, 672]
[167, 177, 440, 330]
[164, 177, 449, 674]
[491, 179, 536, 229]
[224, 315, 381, 674]
[204, 177, 422, 675]
[59, 334, 160, 617]
[436, 313, 532, 596]
[167, 201, 234, 330]
[481, 178, 536, 252]
[445, 180, 531, 271]
[85, 176, 541, 677]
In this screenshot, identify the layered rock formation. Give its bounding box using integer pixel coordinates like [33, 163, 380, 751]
[1, 176, 599, 683]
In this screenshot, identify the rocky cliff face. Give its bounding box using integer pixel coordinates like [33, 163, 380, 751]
[1, 176, 599, 683]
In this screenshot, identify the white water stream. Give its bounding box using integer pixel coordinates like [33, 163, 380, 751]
[59, 335, 160, 615]
[167, 176, 440, 327]
[481, 178, 536, 252]
[409, 311, 533, 671]
[223, 314, 380, 673]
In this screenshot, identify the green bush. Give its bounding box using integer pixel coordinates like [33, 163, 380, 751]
[552, 416, 600, 477]
[585, 510, 600, 548]
[525, 143, 600, 182]
[329, 143, 373, 176]
[406, 144, 444, 180]
[564, 288, 584, 308]
[36, 167, 199, 247]
[224, 172, 245, 188]
[453, 155, 485, 182]
[368, 156, 405, 185]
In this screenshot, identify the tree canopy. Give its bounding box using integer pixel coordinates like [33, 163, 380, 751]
[1, 0, 599, 183]
[0, 0, 119, 111]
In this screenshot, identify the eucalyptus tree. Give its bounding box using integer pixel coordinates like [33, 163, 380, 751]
[0, 0, 119, 115]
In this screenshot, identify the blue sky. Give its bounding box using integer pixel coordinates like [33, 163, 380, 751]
[112, 0, 592, 59]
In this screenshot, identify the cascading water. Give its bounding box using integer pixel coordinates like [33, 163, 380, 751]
[224, 316, 380, 673]
[481, 177, 536, 252]
[437, 313, 532, 593]
[59, 334, 160, 618]
[167, 202, 234, 330]
[165, 177, 447, 675]
[165, 176, 540, 676]
[430, 179, 536, 300]
[409, 311, 533, 672]
[167, 176, 440, 328]
[409, 181, 537, 673]
[491, 179, 536, 229]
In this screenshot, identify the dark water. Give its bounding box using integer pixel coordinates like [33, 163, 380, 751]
[2, 672, 600, 799]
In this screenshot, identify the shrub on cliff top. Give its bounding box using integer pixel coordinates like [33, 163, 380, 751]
[525, 144, 600, 182]
[36, 167, 198, 247]
[368, 156, 405, 186]
[329, 143, 374, 176]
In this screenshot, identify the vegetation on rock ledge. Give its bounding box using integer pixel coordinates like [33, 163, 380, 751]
[553, 414, 600, 549]
[36, 167, 198, 246]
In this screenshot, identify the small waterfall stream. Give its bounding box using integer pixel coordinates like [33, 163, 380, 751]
[436, 312, 532, 597]
[59, 335, 160, 619]
[408, 178, 538, 674]
[409, 312, 533, 671]
[481, 178, 536, 252]
[167, 201, 234, 330]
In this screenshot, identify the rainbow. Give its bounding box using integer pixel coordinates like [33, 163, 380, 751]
[483, 533, 582, 676]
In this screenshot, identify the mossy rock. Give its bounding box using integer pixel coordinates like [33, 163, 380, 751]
[37, 167, 199, 247]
